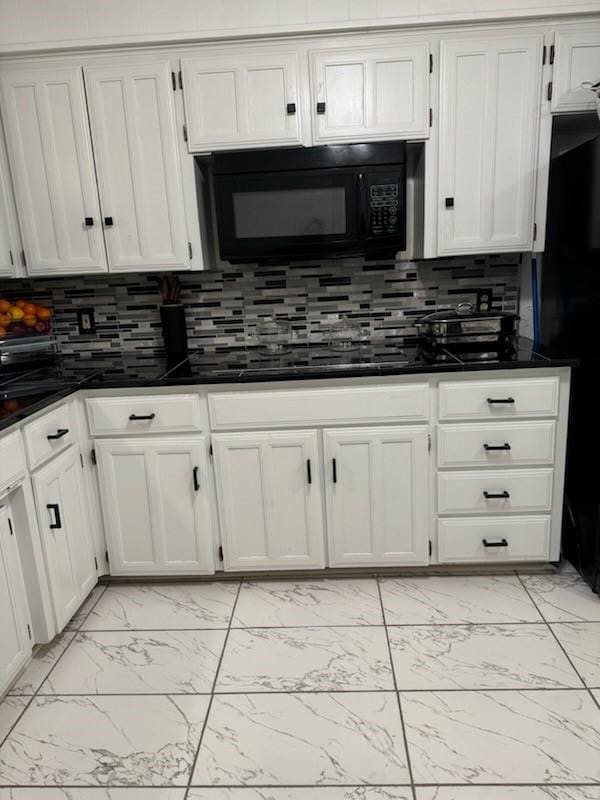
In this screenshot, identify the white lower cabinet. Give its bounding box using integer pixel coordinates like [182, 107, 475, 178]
[95, 437, 214, 576]
[212, 430, 326, 571]
[323, 426, 429, 567]
[0, 505, 32, 695]
[32, 446, 97, 632]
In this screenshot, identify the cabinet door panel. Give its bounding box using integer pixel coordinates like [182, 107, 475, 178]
[32, 446, 97, 631]
[0, 133, 20, 278]
[85, 61, 189, 271]
[552, 29, 600, 112]
[0, 67, 106, 274]
[96, 437, 214, 576]
[213, 430, 325, 571]
[324, 426, 429, 567]
[439, 36, 542, 254]
[0, 507, 31, 694]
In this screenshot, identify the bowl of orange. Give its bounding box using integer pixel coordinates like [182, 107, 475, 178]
[0, 298, 53, 339]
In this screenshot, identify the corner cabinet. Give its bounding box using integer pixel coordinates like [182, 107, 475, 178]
[323, 426, 429, 567]
[95, 437, 215, 576]
[83, 60, 190, 271]
[0, 66, 107, 275]
[310, 42, 430, 144]
[212, 430, 326, 571]
[180, 48, 304, 152]
[437, 34, 543, 254]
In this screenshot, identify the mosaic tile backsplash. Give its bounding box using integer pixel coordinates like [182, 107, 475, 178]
[0, 253, 521, 356]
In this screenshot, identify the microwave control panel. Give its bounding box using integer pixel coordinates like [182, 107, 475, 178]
[365, 172, 403, 238]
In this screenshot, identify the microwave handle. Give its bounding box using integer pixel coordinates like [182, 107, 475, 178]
[357, 172, 367, 237]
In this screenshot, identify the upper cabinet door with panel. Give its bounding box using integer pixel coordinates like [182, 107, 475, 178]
[84, 60, 189, 271]
[310, 43, 430, 144]
[0, 132, 21, 278]
[0, 67, 106, 275]
[181, 49, 303, 151]
[552, 29, 600, 112]
[438, 35, 542, 255]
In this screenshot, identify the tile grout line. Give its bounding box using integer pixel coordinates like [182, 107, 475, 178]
[184, 578, 244, 800]
[376, 575, 417, 800]
[0, 583, 109, 750]
[516, 574, 600, 714]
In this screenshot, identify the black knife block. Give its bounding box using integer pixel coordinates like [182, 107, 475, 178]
[160, 304, 188, 362]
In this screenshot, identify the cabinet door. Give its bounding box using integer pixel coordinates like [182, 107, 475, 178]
[95, 437, 214, 576]
[552, 29, 600, 113]
[84, 60, 189, 272]
[324, 426, 429, 567]
[181, 50, 303, 151]
[32, 446, 97, 631]
[0, 67, 106, 275]
[0, 133, 21, 278]
[213, 430, 325, 571]
[438, 36, 542, 254]
[0, 506, 32, 695]
[311, 43, 429, 144]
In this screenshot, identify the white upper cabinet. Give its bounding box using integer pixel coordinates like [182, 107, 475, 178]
[84, 60, 190, 272]
[0, 66, 107, 275]
[323, 425, 429, 567]
[438, 34, 543, 255]
[310, 42, 430, 144]
[213, 430, 326, 571]
[0, 133, 21, 278]
[181, 48, 304, 151]
[552, 28, 600, 113]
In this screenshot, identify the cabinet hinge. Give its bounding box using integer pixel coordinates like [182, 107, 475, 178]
[178, 70, 183, 90]
[91, 448, 97, 466]
[183, 124, 188, 143]
[547, 81, 553, 102]
[94, 556, 98, 570]
[188, 241, 193, 260]
[549, 44, 555, 64]
[8, 249, 13, 265]
[20, 250, 26, 267]
[533, 222, 538, 241]
[171, 71, 177, 91]
[542, 45, 547, 65]
[218, 545, 223, 561]
[429, 53, 433, 73]
[427, 433, 432, 453]
[8, 517, 13, 536]
[26, 623, 32, 640]
[429, 108, 433, 127]
[428, 540, 433, 557]
[105, 549, 110, 565]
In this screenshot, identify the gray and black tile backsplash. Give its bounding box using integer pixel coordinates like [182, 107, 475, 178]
[1, 253, 521, 357]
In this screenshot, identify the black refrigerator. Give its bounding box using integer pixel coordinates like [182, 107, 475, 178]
[541, 134, 600, 592]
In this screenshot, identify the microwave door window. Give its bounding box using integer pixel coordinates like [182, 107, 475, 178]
[232, 187, 347, 239]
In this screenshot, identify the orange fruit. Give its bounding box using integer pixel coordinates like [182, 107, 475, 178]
[0, 313, 10, 327]
[22, 303, 36, 316]
[23, 315, 37, 328]
[14, 300, 26, 309]
[0, 299, 10, 313]
[9, 306, 24, 321]
[3, 399, 19, 412]
[36, 308, 52, 320]
[0, 326, 6, 338]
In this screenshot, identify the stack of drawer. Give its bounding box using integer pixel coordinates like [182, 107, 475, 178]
[436, 376, 560, 563]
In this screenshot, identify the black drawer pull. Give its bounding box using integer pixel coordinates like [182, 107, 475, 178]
[484, 443, 511, 451]
[129, 413, 156, 421]
[47, 428, 69, 441]
[307, 458, 312, 485]
[487, 397, 515, 405]
[483, 490, 510, 499]
[47, 503, 62, 530]
[193, 466, 200, 492]
[483, 538, 509, 548]
[332, 457, 337, 484]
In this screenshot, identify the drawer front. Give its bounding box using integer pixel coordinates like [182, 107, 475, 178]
[87, 395, 203, 436]
[437, 515, 551, 563]
[24, 402, 76, 470]
[438, 468, 554, 515]
[209, 384, 429, 430]
[438, 421, 556, 468]
[0, 430, 26, 493]
[439, 377, 559, 420]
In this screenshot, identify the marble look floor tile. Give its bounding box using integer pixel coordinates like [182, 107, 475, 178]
[216, 626, 393, 692]
[232, 579, 383, 627]
[416, 788, 600, 799]
[189, 791, 412, 799]
[0, 694, 209, 786]
[7, 631, 75, 695]
[522, 576, 600, 622]
[402, 689, 600, 784]
[66, 585, 108, 630]
[82, 582, 239, 630]
[0, 698, 28, 744]
[38, 630, 226, 694]
[380, 576, 542, 624]
[192, 692, 409, 785]
[0, 792, 186, 798]
[551, 623, 600, 687]
[389, 624, 583, 689]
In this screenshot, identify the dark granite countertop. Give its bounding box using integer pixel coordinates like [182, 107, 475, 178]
[0, 337, 578, 433]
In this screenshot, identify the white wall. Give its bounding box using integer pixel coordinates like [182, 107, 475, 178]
[1, 0, 600, 53]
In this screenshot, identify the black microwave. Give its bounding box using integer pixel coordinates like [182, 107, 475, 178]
[211, 142, 406, 263]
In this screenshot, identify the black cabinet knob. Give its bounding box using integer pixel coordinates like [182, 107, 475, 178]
[84, 217, 94, 227]
[104, 216, 114, 227]
[445, 197, 454, 208]
[286, 102, 296, 115]
[316, 102, 326, 114]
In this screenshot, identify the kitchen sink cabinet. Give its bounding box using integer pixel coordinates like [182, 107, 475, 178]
[94, 436, 215, 576]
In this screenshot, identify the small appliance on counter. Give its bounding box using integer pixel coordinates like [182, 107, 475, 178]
[416, 302, 518, 362]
